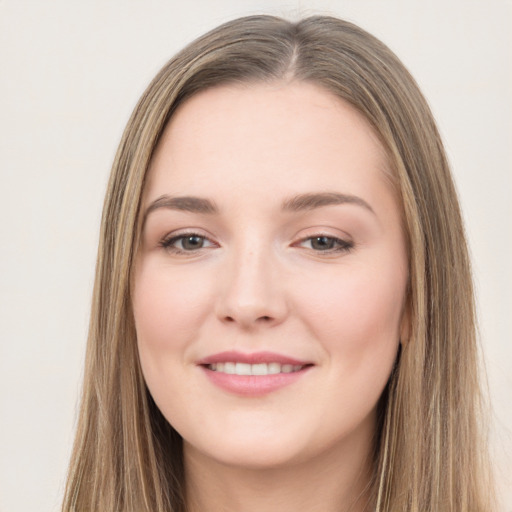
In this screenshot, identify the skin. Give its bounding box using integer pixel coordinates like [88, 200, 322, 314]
[133, 81, 409, 512]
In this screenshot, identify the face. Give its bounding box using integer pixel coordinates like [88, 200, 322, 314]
[133, 82, 408, 471]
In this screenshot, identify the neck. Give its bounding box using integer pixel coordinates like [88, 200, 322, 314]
[184, 436, 374, 512]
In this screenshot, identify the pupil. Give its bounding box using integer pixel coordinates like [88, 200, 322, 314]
[312, 236, 334, 250]
[183, 236, 203, 250]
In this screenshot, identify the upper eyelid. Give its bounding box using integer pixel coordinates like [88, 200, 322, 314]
[163, 232, 216, 243]
[296, 234, 349, 242]
[162, 228, 215, 241]
[292, 229, 353, 244]
[294, 235, 353, 247]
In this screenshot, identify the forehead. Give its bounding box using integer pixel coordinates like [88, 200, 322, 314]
[146, 81, 393, 209]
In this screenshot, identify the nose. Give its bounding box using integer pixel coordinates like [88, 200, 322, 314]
[215, 245, 289, 329]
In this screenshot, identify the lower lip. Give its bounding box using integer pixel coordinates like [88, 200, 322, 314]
[200, 366, 311, 396]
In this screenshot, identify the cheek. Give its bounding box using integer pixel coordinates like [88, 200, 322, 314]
[133, 262, 211, 349]
[132, 261, 216, 425]
[295, 259, 406, 368]
[132, 261, 216, 408]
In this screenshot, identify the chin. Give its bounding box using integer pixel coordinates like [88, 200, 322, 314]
[187, 442, 307, 471]
[182, 421, 317, 470]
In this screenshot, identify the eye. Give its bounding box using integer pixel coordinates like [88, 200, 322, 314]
[160, 233, 216, 254]
[297, 235, 353, 253]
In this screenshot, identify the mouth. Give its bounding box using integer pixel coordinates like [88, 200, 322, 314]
[198, 351, 313, 396]
[206, 362, 307, 375]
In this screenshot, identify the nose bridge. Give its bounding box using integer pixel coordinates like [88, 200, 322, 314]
[216, 235, 286, 327]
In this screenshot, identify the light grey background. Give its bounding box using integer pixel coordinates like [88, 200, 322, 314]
[1, 1, 510, 511]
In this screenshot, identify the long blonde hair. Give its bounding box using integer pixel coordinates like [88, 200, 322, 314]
[63, 15, 494, 511]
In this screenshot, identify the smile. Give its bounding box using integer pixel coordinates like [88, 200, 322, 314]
[198, 351, 313, 396]
[207, 362, 305, 375]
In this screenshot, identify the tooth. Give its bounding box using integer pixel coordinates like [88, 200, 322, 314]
[251, 363, 268, 375]
[235, 362, 252, 375]
[224, 362, 236, 374]
[268, 363, 281, 374]
[210, 361, 305, 375]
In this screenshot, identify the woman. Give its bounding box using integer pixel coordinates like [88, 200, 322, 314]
[62, 15, 495, 511]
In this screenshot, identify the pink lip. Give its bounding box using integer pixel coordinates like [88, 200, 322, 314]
[197, 351, 313, 397]
[197, 350, 309, 366]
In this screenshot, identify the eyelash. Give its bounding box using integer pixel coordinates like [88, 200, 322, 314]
[159, 232, 216, 254]
[159, 232, 353, 255]
[295, 235, 354, 254]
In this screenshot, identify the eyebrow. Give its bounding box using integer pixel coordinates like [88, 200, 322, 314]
[144, 195, 219, 220]
[282, 192, 375, 214]
[144, 191, 374, 220]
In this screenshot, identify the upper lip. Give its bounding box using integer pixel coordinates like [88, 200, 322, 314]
[197, 350, 312, 366]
